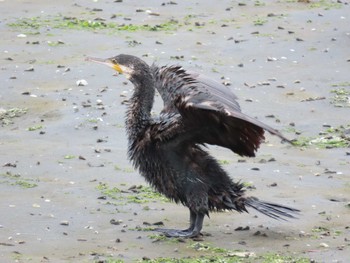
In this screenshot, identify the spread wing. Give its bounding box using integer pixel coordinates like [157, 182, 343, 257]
[151, 65, 289, 157]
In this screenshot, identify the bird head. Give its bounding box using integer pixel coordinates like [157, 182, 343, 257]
[86, 54, 149, 81]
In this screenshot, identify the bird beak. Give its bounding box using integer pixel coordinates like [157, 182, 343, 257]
[85, 56, 123, 75]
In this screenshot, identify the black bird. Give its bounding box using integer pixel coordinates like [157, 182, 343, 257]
[87, 54, 299, 238]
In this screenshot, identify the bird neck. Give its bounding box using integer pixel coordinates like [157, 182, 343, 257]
[125, 74, 155, 141]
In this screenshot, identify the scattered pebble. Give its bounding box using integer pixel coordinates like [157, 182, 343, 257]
[3, 162, 16, 168]
[24, 66, 34, 72]
[110, 219, 123, 225]
[152, 221, 164, 226]
[222, 80, 231, 86]
[192, 236, 204, 241]
[235, 226, 250, 231]
[60, 221, 69, 226]
[267, 57, 277, 61]
[146, 10, 160, 16]
[76, 79, 88, 86]
[227, 251, 255, 258]
[161, 1, 177, 6]
[301, 96, 326, 102]
[253, 231, 268, 237]
[0, 242, 14, 246]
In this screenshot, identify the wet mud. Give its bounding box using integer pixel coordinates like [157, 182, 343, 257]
[0, 0, 349, 262]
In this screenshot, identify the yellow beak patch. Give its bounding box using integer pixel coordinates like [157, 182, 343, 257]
[112, 63, 123, 74]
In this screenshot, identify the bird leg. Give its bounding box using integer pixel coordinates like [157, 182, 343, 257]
[155, 209, 204, 238]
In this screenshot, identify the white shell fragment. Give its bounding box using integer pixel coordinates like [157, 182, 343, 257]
[76, 79, 88, 86]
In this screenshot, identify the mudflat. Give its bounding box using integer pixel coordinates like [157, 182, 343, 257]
[0, 0, 349, 262]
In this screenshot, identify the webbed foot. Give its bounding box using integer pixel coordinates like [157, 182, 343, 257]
[154, 210, 205, 238]
[155, 227, 200, 238]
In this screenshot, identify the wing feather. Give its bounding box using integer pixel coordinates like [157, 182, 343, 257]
[151, 65, 289, 157]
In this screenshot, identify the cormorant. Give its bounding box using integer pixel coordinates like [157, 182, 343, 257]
[87, 54, 299, 238]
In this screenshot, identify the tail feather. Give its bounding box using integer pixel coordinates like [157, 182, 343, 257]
[245, 197, 300, 220]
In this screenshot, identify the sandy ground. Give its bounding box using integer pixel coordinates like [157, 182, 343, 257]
[0, 0, 349, 262]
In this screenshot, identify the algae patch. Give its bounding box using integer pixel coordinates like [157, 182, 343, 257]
[262, 253, 310, 263]
[309, 0, 343, 9]
[292, 124, 350, 148]
[253, 17, 268, 26]
[137, 241, 255, 263]
[96, 183, 170, 205]
[134, 242, 311, 262]
[26, 125, 43, 131]
[8, 16, 180, 33]
[330, 87, 350, 108]
[0, 108, 27, 126]
[0, 172, 38, 189]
